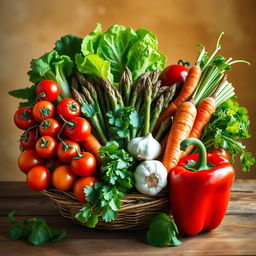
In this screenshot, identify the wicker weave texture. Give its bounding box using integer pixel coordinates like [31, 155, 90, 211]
[42, 188, 169, 230]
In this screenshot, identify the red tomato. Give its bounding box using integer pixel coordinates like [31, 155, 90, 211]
[73, 176, 99, 203]
[56, 140, 81, 163]
[64, 117, 91, 142]
[18, 149, 43, 173]
[210, 147, 231, 161]
[159, 62, 190, 86]
[52, 165, 76, 191]
[14, 107, 36, 130]
[71, 152, 96, 176]
[26, 166, 50, 191]
[36, 80, 60, 102]
[20, 128, 37, 150]
[32, 101, 55, 122]
[45, 158, 62, 172]
[57, 98, 81, 121]
[35, 136, 57, 158]
[39, 118, 61, 137]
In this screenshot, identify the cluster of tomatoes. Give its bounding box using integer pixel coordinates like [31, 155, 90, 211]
[14, 80, 99, 203]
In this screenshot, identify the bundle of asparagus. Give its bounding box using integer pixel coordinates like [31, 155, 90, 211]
[71, 67, 177, 148]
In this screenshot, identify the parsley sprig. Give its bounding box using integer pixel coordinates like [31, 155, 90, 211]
[201, 97, 255, 171]
[75, 142, 134, 227]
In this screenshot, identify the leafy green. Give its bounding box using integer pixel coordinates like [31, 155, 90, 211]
[75, 53, 114, 83]
[147, 213, 182, 247]
[54, 34, 83, 60]
[8, 212, 66, 246]
[81, 23, 102, 55]
[81, 103, 98, 118]
[27, 50, 73, 98]
[107, 105, 143, 146]
[78, 24, 166, 83]
[201, 97, 255, 171]
[75, 143, 134, 227]
[8, 85, 37, 108]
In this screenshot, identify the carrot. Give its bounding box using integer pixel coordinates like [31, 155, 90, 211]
[154, 62, 202, 133]
[181, 97, 216, 157]
[162, 101, 197, 172]
[81, 134, 102, 165]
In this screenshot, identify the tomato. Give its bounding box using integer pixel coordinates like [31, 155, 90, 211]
[45, 158, 62, 172]
[26, 166, 50, 191]
[57, 98, 81, 121]
[36, 80, 60, 102]
[18, 149, 43, 173]
[32, 101, 55, 122]
[210, 147, 231, 161]
[71, 152, 96, 176]
[14, 106, 36, 130]
[39, 118, 61, 137]
[73, 176, 99, 203]
[56, 140, 81, 163]
[52, 165, 76, 191]
[64, 117, 91, 142]
[35, 136, 57, 158]
[159, 61, 190, 86]
[20, 128, 38, 150]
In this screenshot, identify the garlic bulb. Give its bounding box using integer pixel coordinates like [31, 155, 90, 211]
[127, 133, 161, 160]
[134, 160, 168, 195]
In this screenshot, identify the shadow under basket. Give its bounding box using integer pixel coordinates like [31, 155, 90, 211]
[41, 188, 170, 230]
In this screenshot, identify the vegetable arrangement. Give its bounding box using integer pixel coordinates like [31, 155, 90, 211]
[9, 24, 255, 247]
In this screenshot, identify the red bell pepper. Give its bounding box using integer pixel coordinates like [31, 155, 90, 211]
[169, 138, 235, 235]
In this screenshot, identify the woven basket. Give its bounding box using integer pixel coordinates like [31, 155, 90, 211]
[42, 188, 169, 230]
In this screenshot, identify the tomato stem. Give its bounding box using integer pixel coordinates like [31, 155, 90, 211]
[178, 59, 190, 67]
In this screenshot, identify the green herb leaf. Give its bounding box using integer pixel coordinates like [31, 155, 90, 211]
[8, 85, 37, 108]
[147, 213, 182, 247]
[81, 103, 98, 117]
[201, 97, 255, 171]
[7, 212, 66, 246]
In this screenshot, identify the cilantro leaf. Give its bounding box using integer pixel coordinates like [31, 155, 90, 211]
[107, 105, 143, 146]
[8, 212, 66, 246]
[81, 103, 98, 117]
[147, 213, 182, 247]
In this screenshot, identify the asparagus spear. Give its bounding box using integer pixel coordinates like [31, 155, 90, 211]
[149, 69, 160, 84]
[162, 85, 176, 108]
[154, 117, 173, 141]
[143, 77, 152, 136]
[129, 72, 148, 108]
[149, 94, 164, 133]
[119, 67, 132, 106]
[71, 75, 80, 91]
[97, 77, 119, 110]
[71, 88, 108, 145]
[151, 80, 162, 100]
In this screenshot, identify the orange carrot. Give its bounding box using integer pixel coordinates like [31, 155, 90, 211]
[162, 101, 197, 172]
[154, 63, 201, 132]
[181, 96, 216, 157]
[81, 134, 102, 165]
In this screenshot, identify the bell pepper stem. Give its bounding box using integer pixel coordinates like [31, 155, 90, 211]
[180, 138, 213, 171]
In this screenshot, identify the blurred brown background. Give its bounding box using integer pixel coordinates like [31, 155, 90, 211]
[0, 0, 255, 181]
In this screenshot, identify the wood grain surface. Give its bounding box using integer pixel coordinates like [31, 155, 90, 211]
[0, 179, 255, 255]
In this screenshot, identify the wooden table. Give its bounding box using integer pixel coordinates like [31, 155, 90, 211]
[0, 180, 255, 256]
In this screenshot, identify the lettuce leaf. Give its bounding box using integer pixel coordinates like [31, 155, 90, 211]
[27, 50, 73, 98]
[54, 34, 82, 60]
[78, 24, 166, 83]
[75, 53, 114, 83]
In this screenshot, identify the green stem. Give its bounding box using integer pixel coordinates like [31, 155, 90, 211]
[180, 138, 214, 171]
